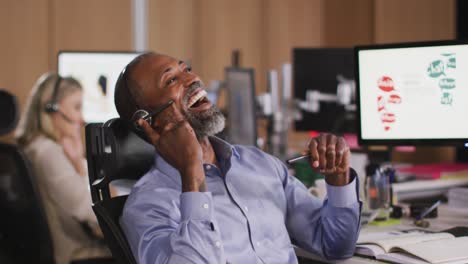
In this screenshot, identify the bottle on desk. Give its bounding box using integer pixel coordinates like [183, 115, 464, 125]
[365, 164, 391, 221]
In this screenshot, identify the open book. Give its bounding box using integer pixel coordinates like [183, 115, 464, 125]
[356, 230, 468, 264]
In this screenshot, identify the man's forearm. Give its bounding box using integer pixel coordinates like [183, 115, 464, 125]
[324, 169, 350, 186]
[180, 164, 207, 192]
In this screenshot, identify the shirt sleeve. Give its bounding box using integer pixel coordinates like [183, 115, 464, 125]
[278, 160, 362, 260]
[120, 186, 226, 264]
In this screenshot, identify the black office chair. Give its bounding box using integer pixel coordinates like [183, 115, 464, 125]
[86, 118, 155, 264]
[0, 90, 55, 264]
[0, 90, 117, 264]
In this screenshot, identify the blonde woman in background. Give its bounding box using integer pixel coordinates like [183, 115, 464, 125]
[16, 73, 111, 264]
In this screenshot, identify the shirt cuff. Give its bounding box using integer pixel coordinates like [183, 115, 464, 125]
[180, 192, 213, 221]
[325, 168, 359, 208]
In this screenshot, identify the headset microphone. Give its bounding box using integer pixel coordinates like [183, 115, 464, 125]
[57, 110, 75, 124]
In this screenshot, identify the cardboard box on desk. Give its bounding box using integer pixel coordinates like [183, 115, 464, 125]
[396, 163, 468, 180]
[392, 178, 468, 202]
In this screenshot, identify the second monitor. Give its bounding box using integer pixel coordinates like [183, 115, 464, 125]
[293, 48, 356, 134]
[356, 40, 468, 146]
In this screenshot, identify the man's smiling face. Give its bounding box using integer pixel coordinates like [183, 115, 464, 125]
[131, 53, 225, 138]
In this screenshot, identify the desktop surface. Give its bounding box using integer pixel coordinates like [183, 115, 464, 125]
[296, 204, 468, 263]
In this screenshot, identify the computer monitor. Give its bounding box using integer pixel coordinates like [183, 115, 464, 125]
[293, 48, 356, 133]
[58, 51, 141, 123]
[355, 40, 468, 146]
[225, 67, 257, 146]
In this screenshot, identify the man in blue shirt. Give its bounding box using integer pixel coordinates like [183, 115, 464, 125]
[115, 52, 361, 264]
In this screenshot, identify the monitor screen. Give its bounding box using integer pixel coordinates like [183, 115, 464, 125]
[58, 51, 140, 123]
[293, 48, 356, 133]
[225, 68, 257, 146]
[356, 40, 468, 146]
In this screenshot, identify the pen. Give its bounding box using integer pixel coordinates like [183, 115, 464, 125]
[417, 200, 441, 220]
[286, 154, 311, 165]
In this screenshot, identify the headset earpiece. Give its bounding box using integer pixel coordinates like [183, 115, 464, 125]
[44, 75, 63, 113]
[43, 74, 75, 124]
[44, 102, 59, 113]
[130, 100, 175, 131]
[131, 109, 152, 131]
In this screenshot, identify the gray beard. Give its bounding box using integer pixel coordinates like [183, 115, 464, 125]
[184, 105, 225, 139]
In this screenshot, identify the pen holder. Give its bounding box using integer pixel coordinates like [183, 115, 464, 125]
[365, 164, 391, 221]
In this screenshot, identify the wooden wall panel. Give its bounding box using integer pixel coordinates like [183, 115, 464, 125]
[0, 0, 459, 155]
[323, 0, 375, 46]
[0, 0, 132, 143]
[0, 0, 50, 142]
[192, 0, 264, 91]
[262, 0, 323, 152]
[0, 0, 50, 109]
[263, 0, 323, 72]
[51, 0, 133, 69]
[148, 0, 194, 61]
[375, 0, 456, 43]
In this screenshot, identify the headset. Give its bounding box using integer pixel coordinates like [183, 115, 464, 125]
[44, 75, 75, 124]
[118, 66, 174, 131]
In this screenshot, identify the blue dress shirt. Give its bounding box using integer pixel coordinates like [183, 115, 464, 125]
[120, 137, 361, 264]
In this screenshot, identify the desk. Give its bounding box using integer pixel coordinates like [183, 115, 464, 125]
[295, 204, 468, 264]
[111, 180, 468, 263]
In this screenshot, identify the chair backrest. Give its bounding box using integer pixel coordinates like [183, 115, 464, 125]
[0, 90, 19, 135]
[0, 90, 54, 264]
[85, 118, 155, 264]
[92, 196, 134, 264]
[86, 118, 155, 202]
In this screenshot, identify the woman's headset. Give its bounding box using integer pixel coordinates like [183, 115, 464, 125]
[44, 75, 74, 123]
[44, 75, 62, 113]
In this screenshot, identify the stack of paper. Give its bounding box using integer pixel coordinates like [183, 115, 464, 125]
[356, 230, 468, 264]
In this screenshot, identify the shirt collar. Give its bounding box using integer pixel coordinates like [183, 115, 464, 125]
[153, 136, 240, 176]
[208, 136, 240, 160]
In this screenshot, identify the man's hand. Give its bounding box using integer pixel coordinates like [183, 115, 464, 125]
[138, 103, 206, 192]
[307, 133, 350, 186]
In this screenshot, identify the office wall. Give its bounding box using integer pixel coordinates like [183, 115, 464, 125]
[322, 0, 375, 46]
[0, 0, 457, 153]
[0, 0, 132, 142]
[148, 0, 194, 63]
[51, 0, 133, 69]
[375, 0, 456, 44]
[0, 0, 50, 114]
[150, 0, 267, 94]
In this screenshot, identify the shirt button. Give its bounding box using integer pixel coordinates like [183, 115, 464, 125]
[205, 165, 211, 170]
[244, 206, 248, 212]
[256, 241, 261, 246]
[203, 203, 209, 209]
[215, 241, 222, 248]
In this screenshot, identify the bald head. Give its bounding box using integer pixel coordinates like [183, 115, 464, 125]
[114, 52, 156, 122]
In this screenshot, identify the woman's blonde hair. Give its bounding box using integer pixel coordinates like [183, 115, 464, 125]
[16, 72, 82, 146]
